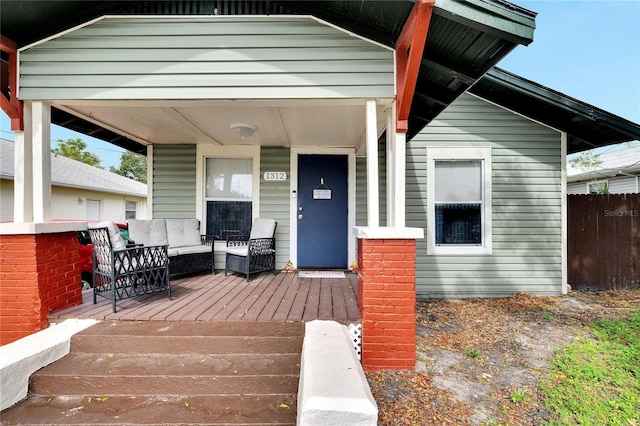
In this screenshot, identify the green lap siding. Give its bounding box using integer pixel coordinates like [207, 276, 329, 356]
[407, 93, 563, 298]
[152, 145, 197, 218]
[19, 16, 394, 100]
[260, 147, 291, 268]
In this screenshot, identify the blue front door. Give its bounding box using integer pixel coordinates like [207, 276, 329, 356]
[297, 154, 348, 269]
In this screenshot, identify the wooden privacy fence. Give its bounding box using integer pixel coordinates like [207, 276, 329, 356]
[568, 194, 640, 291]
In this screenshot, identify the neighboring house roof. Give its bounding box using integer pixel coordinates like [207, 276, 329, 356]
[1, 0, 535, 152]
[0, 139, 147, 197]
[567, 145, 640, 183]
[469, 67, 640, 154]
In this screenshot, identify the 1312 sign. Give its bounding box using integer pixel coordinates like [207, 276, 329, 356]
[263, 171, 287, 181]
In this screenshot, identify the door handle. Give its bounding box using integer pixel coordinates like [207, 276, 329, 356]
[298, 214, 304, 220]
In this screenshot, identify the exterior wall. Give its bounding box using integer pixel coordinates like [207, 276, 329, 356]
[19, 16, 394, 101]
[0, 179, 145, 222]
[0, 232, 82, 344]
[355, 139, 387, 227]
[407, 93, 563, 297]
[567, 175, 639, 194]
[1, 180, 13, 222]
[260, 147, 291, 268]
[152, 145, 197, 218]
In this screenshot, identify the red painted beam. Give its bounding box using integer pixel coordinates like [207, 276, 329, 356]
[396, 0, 435, 133]
[0, 35, 23, 131]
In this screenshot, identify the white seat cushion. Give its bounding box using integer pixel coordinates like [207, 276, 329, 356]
[226, 246, 249, 257]
[166, 219, 201, 248]
[128, 219, 168, 247]
[176, 245, 212, 256]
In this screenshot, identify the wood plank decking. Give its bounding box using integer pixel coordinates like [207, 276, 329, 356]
[50, 271, 361, 324]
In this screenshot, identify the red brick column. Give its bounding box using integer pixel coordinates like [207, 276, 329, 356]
[357, 238, 416, 371]
[0, 232, 82, 345]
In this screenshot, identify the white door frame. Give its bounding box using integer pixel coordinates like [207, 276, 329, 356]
[289, 147, 356, 268]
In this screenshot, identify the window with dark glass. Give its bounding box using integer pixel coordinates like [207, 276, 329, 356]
[205, 158, 253, 240]
[434, 160, 483, 245]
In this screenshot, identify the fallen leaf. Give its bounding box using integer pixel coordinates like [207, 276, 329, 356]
[279, 403, 290, 409]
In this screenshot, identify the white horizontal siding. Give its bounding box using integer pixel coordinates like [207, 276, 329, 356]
[407, 93, 563, 298]
[19, 16, 394, 100]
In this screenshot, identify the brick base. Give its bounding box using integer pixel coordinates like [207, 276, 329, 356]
[0, 232, 82, 345]
[357, 238, 416, 371]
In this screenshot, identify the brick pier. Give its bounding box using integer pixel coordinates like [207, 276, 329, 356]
[0, 226, 82, 345]
[357, 238, 417, 371]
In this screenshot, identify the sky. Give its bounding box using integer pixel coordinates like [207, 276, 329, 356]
[1, 0, 639, 166]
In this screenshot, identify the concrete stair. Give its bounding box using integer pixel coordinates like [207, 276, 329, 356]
[0, 321, 304, 425]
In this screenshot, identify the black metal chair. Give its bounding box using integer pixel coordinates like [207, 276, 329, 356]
[88, 222, 170, 313]
[224, 218, 277, 282]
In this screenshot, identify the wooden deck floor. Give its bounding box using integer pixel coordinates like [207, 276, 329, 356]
[50, 271, 361, 324]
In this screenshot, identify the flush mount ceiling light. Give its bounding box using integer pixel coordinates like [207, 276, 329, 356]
[230, 122, 258, 138]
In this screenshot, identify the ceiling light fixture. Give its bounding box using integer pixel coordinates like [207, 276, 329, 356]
[230, 122, 258, 138]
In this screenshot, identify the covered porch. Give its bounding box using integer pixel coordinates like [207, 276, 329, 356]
[50, 271, 361, 324]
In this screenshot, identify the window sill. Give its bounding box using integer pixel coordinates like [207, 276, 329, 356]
[427, 245, 492, 256]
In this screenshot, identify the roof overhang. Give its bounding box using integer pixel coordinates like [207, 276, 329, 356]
[469, 67, 640, 154]
[1, 0, 535, 153]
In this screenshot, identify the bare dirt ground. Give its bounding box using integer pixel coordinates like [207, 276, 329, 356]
[366, 290, 640, 426]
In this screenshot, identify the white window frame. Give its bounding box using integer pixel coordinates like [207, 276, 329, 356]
[124, 200, 137, 219]
[426, 146, 492, 256]
[196, 145, 260, 248]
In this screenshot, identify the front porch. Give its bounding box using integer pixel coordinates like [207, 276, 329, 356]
[49, 271, 361, 324]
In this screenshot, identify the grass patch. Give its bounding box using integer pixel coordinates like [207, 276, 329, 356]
[540, 310, 640, 425]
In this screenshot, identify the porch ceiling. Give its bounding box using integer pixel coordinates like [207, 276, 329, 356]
[1, 0, 535, 154]
[55, 100, 390, 150]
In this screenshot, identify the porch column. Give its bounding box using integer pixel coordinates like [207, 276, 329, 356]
[386, 103, 407, 228]
[13, 103, 33, 223]
[31, 101, 52, 223]
[365, 99, 379, 228]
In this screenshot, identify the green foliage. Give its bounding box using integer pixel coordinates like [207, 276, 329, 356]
[569, 151, 602, 171]
[465, 347, 481, 359]
[540, 310, 640, 425]
[510, 388, 528, 404]
[109, 151, 147, 183]
[52, 138, 102, 168]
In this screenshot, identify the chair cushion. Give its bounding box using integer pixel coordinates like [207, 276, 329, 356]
[128, 219, 168, 247]
[166, 219, 201, 248]
[249, 218, 277, 239]
[88, 221, 126, 250]
[226, 246, 249, 257]
[176, 244, 212, 256]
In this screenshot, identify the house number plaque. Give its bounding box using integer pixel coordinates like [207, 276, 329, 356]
[263, 172, 287, 181]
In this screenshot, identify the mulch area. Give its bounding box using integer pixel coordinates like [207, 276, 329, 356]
[366, 290, 640, 426]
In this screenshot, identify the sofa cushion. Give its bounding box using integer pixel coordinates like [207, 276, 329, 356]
[128, 219, 168, 247]
[176, 245, 212, 256]
[249, 218, 277, 239]
[166, 219, 202, 248]
[88, 221, 126, 250]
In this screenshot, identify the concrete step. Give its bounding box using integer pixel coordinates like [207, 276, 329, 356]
[0, 321, 303, 425]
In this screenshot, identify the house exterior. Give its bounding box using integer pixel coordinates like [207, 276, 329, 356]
[2, 0, 640, 369]
[0, 139, 147, 222]
[567, 145, 640, 194]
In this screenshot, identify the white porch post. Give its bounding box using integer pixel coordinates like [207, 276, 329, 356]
[31, 101, 52, 223]
[386, 106, 396, 227]
[13, 102, 33, 223]
[365, 99, 379, 228]
[394, 131, 406, 228]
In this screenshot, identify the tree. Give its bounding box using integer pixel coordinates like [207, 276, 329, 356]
[110, 151, 147, 183]
[568, 151, 602, 171]
[52, 138, 103, 168]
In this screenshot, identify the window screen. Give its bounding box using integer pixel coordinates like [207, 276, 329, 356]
[434, 160, 482, 245]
